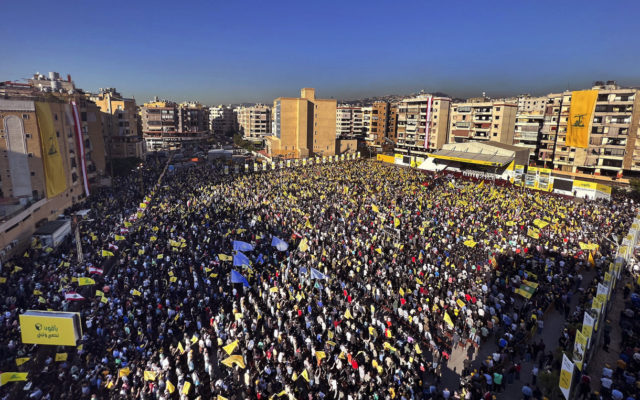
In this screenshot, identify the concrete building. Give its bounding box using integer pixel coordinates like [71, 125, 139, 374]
[89, 88, 145, 159]
[336, 105, 363, 138]
[266, 88, 337, 159]
[209, 105, 236, 136]
[0, 76, 106, 259]
[514, 112, 545, 164]
[178, 102, 209, 133]
[140, 99, 208, 152]
[395, 95, 450, 156]
[364, 102, 390, 147]
[517, 95, 548, 114]
[449, 101, 517, 145]
[539, 81, 640, 177]
[236, 104, 271, 142]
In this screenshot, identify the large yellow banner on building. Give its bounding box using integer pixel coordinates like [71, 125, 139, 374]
[19, 311, 80, 346]
[566, 90, 598, 148]
[35, 102, 67, 198]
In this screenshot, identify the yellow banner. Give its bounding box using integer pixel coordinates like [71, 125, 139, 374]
[566, 90, 598, 148]
[35, 102, 67, 198]
[19, 312, 79, 346]
[0, 372, 28, 386]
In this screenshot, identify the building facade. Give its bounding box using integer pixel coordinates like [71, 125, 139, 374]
[236, 105, 271, 141]
[266, 88, 337, 159]
[449, 101, 517, 145]
[140, 99, 208, 152]
[336, 105, 363, 138]
[395, 96, 450, 156]
[209, 105, 236, 136]
[0, 75, 107, 259]
[538, 82, 640, 177]
[89, 88, 144, 159]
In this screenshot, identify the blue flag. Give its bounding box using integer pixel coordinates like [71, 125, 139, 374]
[233, 240, 254, 252]
[233, 252, 250, 266]
[299, 267, 308, 275]
[310, 268, 327, 280]
[271, 236, 289, 252]
[257, 254, 264, 264]
[230, 270, 250, 287]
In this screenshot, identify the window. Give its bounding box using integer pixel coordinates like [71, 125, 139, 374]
[496, 107, 500, 111]
[22, 114, 29, 119]
[56, 131, 60, 137]
[495, 116, 500, 120]
[54, 113, 58, 121]
[494, 124, 498, 128]
[493, 133, 498, 137]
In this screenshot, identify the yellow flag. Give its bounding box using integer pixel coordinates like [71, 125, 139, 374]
[55, 353, 67, 362]
[315, 351, 326, 363]
[166, 380, 175, 394]
[150, 236, 157, 242]
[157, 254, 164, 259]
[221, 355, 246, 369]
[443, 312, 454, 328]
[143, 370, 157, 381]
[298, 239, 309, 252]
[15, 357, 30, 367]
[217, 396, 229, 400]
[218, 254, 232, 261]
[95, 290, 104, 297]
[124, 221, 132, 228]
[223, 340, 239, 355]
[78, 277, 95, 286]
[191, 335, 198, 344]
[344, 309, 353, 319]
[269, 287, 279, 293]
[566, 90, 598, 148]
[394, 218, 400, 228]
[115, 235, 125, 241]
[177, 342, 185, 354]
[118, 367, 130, 377]
[305, 220, 312, 229]
[182, 381, 191, 395]
[372, 204, 379, 213]
[588, 252, 595, 267]
[375, 247, 382, 254]
[300, 370, 310, 382]
[415, 343, 422, 354]
[132, 289, 142, 296]
[101, 250, 114, 257]
[0, 372, 28, 385]
[35, 102, 67, 197]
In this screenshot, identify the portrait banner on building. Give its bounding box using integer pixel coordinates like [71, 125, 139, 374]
[424, 96, 433, 149]
[566, 90, 598, 148]
[35, 102, 67, 198]
[70, 101, 90, 197]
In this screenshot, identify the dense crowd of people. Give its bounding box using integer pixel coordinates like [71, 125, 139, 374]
[0, 158, 636, 399]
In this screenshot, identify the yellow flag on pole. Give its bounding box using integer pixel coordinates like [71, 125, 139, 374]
[443, 312, 454, 328]
[166, 380, 175, 394]
[223, 340, 239, 355]
[221, 355, 246, 369]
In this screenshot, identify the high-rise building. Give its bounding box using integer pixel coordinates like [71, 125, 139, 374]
[514, 112, 544, 164]
[0, 74, 107, 258]
[209, 105, 236, 136]
[538, 82, 640, 177]
[395, 96, 450, 155]
[449, 101, 517, 145]
[89, 88, 144, 159]
[336, 105, 363, 138]
[266, 88, 337, 159]
[236, 104, 271, 142]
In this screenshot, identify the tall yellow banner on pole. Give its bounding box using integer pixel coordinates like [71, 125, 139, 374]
[566, 90, 598, 148]
[35, 102, 67, 198]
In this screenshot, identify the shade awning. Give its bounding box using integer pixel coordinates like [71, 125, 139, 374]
[428, 149, 513, 167]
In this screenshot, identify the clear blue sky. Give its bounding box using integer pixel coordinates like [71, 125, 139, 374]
[2, 0, 639, 104]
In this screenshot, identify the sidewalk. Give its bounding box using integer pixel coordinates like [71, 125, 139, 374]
[443, 267, 597, 399]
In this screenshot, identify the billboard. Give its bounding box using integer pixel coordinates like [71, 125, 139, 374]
[19, 310, 82, 347]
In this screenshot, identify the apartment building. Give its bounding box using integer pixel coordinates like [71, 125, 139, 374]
[395, 96, 450, 155]
[336, 105, 363, 138]
[266, 88, 337, 159]
[0, 76, 106, 258]
[141, 99, 208, 152]
[517, 95, 547, 114]
[89, 88, 144, 159]
[209, 105, 236, 136]
[513, 112, 544, 164]
[538, 81, 640, 177]
[236, 104, 271, 141]
[449, 101, 517, 145]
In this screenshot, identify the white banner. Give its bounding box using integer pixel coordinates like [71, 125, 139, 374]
[559, 353, 574, 400]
